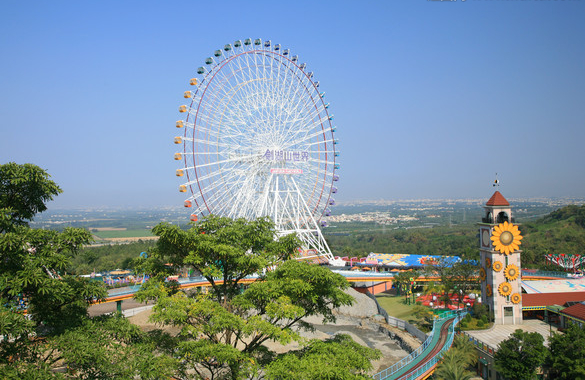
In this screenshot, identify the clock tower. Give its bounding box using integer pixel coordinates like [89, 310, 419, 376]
[478, 191, 523, 325]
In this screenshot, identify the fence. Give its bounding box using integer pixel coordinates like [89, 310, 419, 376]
[461, 331, 498, 357]
[521, 270, 572, 279]
[373, 310, 466, 380]
[364, 290, 428, 343]
[394, 310, 466, 380]
[122, 304, 155, 317]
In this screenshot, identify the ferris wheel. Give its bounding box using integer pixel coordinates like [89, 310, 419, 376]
[174, 38, 340, 263]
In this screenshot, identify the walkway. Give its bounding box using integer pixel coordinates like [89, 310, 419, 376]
[464, 319, 558, 350]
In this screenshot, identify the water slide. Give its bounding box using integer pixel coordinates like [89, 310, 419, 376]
[374, 310, 466, 380]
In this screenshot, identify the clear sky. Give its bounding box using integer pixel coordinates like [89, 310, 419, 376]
[1, 0, 584, 209]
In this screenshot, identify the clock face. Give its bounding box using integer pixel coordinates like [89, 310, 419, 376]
[481, 229, 491, 248]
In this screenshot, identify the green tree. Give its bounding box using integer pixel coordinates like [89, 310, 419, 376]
[547, 322, 585, 379]
[423, 257, 478, 308]
[0, 163, 163, 378]
[434, 334, 477, 380]
[0, 162, 62, 232]
[393, 271, 411, 296]
[265, 334, 380, 380]
[135, 215, 380, 380]
[434, 348, 475, 380]
[453, 334, 477, 367]
[51, 314, 176, 379]
[494, 329, 548, 380]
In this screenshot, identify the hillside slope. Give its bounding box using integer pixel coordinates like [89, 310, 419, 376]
[519, 205, 585, 266]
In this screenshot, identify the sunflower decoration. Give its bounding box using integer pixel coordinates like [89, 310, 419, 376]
[498, 282, 512, 297]
[479, 267, 487, 282]
[493, 261, 503, 272]
[504, 264, 520, 281]
[511, 293, 521, 304]
[486, 284, 493, 297]
[485, 257, 492, 268]
[491, 221, 523, 255]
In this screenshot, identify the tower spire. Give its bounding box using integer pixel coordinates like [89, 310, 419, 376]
[493, 172, 499, 187]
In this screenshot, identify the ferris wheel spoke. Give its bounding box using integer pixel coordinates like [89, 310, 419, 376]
[211, 173, 257, 216]
[281, 125, 330, 150]
[184, 137, 233, 150]
[193, 153, 260, 170]
[177, 40, 337, 261]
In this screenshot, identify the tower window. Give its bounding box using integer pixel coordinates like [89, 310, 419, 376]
[496, 212, 509, 223]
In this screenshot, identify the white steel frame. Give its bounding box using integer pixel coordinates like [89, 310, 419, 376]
[177, 39, 338, 262]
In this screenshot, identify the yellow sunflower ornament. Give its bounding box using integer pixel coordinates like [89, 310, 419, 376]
[486, 284, 493, 297]
[491, 222, 523, 255]
[498, 282, 512, 297]
[504, 264, 520, 281]
[479, 267, 487, 281]
[493, 261, 503, 272]
[511, 293, 521, 304]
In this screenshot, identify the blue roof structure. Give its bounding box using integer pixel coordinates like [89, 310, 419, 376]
[364, 253, 460, 268]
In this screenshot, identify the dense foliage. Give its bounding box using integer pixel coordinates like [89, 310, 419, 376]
[2, 163, 382, 379]
[135, 215, 381, 380]
[494, 329, 548, 380]
[0, 163, 174, 378]
[0, 162, 62, 232]
[520, 204, 585, 266]
[326, 225, 477, 258]
[70, 240, 156, 274]
[546, 322, 585, 379]
[326, 204, 585, 270]
[434, 334, 477, 380]
[64, 204, 585, 274]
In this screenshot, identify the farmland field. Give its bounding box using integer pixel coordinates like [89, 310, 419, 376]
[92, 229, 154, 239]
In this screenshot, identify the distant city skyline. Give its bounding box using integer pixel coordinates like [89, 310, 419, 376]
[2, 1, 584, 209]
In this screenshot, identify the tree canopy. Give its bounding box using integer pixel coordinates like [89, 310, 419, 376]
[0, 162, 62, 232]
[547, 322, 585, 379]
[494, 329, 548, 380]
[135, 215, 380, 380]
[0, 163, 168, 378]
[434, 334, 477, 380]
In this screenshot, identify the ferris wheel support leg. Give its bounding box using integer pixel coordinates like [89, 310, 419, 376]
[287, 176, 335, 263]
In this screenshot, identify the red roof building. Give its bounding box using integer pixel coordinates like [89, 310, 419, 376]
[522, 292, 585, 309]
[560, 302, 585, 323]
[486, 191, 510, 206]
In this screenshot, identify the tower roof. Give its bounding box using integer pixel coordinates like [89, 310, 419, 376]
[486, 191, 510, 206]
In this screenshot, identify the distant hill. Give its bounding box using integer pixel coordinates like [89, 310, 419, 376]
[326, 204, 585, 269]
[67, 205, 584, 273]
[519, 204, 585, 267]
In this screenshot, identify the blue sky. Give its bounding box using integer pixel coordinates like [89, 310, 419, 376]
[1, 0, 584, 209]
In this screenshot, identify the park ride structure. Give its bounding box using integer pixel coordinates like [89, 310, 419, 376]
[174, 38, 342, 265]
[545, 253, 585, 273]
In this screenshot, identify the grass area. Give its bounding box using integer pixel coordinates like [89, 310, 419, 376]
[375, 294, 422, 324]
[92, 229, 154, 239]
